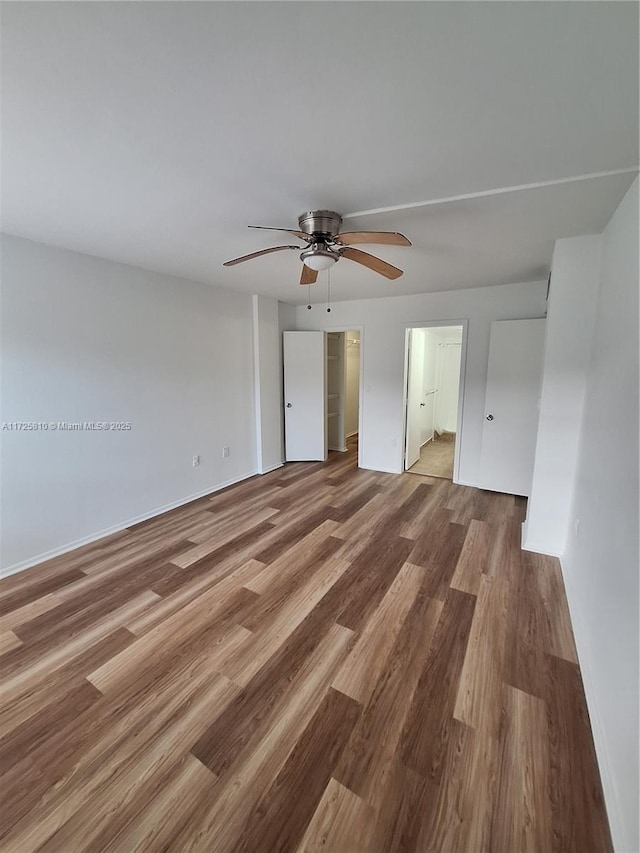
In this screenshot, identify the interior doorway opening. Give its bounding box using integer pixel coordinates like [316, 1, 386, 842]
[403, 324, 465, 480]
[327, 329, 361, 455]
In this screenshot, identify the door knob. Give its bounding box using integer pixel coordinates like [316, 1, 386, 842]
[286, 403, 292, 408]
[486, 414, 494, 421]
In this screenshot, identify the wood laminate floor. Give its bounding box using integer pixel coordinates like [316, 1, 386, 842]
[0, 439, 612, 852]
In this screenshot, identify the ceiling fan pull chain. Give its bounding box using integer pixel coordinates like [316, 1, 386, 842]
[326, 267, 332, 313]
[307, 284, 312, 310]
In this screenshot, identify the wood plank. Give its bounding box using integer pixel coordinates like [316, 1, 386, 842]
[538, 553, 579, 663]
[334, 593, 444, 808]
[335, 535, 414, 633]
[1, 592, 160, 707]
[233, 688, 361, 853]
[3, 671, 236, 852]
[491, 685, 553, 853]
[0, 569, 86, 616]
[126, 557, 266, 637]
[242, 520, 342, 597]
[174, 624, 354, 852]
[99, 754, 217, 852]
[218, 556, 353, 687]
[0, 627, 135, 744]
[408, 507, 467, 600]
[297, 777, 376, 853]
[191, 585, 357, 776]
[544, 654, 613, 853]
[331, 560, 424, 703]
[169, 507, 280, 568]
[454, 573, 510, 738]
[0, 593, 61, 633]
[399, 587, 476, 782]
[450, 518, 492, 596]
[504, 549, 550, 699]
[86, 559, 262, 693]
[0, 631, 22, 656]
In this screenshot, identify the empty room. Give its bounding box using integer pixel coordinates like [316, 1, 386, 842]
[1, 2, 638, 852]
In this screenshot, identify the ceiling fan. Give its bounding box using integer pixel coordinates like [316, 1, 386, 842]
[223, 210, 411, 285]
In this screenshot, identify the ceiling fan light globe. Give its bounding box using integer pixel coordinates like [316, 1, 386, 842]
[300, 250, 337, 271]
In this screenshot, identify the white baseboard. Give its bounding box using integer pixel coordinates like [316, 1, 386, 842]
[0, 469, 259, 579]
[346, 430, 359, 438]
[521, 540, 563, 558]
[259, 461, 284, 474]
[560, 559, 626, 852]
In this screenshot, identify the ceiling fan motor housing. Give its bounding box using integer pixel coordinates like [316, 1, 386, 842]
[298, 210, 343, 239]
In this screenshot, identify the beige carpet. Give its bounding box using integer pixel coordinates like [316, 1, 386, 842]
[408, 435, 455, 479]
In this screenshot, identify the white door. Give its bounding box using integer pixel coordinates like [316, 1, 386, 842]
[478, 318, 545, 496]
[283, 331, 327, 462]
[404, 329, 424, 469]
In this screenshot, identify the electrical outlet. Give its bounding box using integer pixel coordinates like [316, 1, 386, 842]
[192, 455, 200, 467]
[222, 446, 230, 459]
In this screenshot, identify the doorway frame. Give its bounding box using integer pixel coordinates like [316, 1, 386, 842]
[316, 323, 365, 470]
[402, 319, 469, 484]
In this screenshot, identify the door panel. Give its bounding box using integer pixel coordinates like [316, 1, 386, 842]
[404, 330, 424, 469]
[479, 319, 545, 496]
[283, 331, 327, 462]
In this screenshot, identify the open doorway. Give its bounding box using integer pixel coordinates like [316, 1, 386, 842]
[344, 331, 360, 449]
[326, 328, 361, 461]
[403, 324, 465, 480]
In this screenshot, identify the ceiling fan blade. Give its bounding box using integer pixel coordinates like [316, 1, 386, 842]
[223, 245, 300, 267]
[334, 231, 412, 247]
[300, 264, 318, 285]
[340, 247, 403, 279]
[248, 225, 311, 242]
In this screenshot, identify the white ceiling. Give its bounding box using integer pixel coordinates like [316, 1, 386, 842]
[2, 2, 638, 305]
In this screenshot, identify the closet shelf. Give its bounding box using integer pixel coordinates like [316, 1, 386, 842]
[327, 355, 340, 361]
[327, 412, 339, 419]
[327, 394, 339, 400]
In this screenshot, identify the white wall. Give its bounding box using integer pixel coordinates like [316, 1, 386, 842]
[423, 329, 438, 395]
[296, 281, 547, 477]
[560, 179, 639, 853]
[252, 295, 284, 474]
[1, 234, 258, 573]
[524, 236, 602, 555]
[345, 331, 360, 437]
[435, 340, 463, 435]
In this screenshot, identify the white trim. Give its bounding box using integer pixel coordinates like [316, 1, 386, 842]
[343, 167, 639, 219]
[520, 540, 563, 559]
[252, 295, 264, 474]
[401, 319, 468, 485]
[346, 430, 359, 439]
[560, 558, 625, 852]
[361, 464, 401, 475]
[315, 323, 365, 471]
[454, 478, 483, 489]
[0, 469, 259, 579]
[259, 461, 284, 475]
